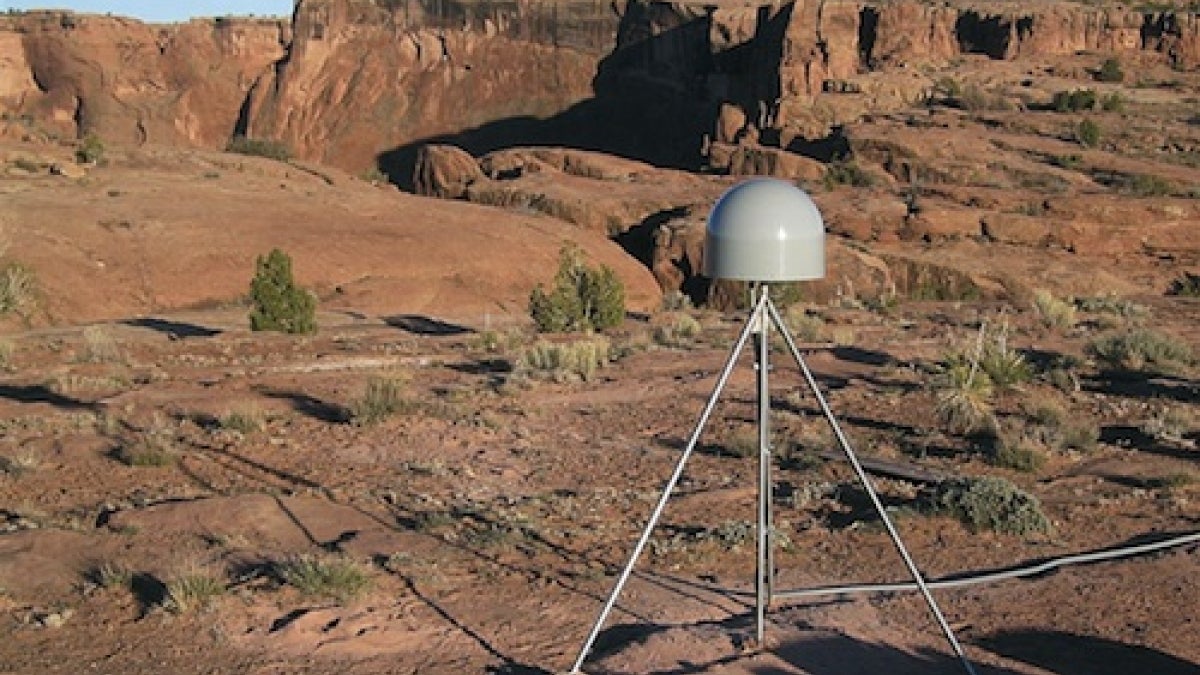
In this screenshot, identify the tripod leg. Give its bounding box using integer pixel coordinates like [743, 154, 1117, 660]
[766, 300, 979, 675]
[568, 295, 768, 674]
[754, 289, 772, 644]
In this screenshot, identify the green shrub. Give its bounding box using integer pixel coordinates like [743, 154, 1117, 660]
[249, 249, 316, 334]
[1087, 329, 1193, 373]
[1052, 89, 1097, 112]
[276, 554, 371, 603]
[934, 357, 996, 435]
[349, 376, 408, 426]
[226, 135, 292, 161]
[978, 330, 1032, 389]
[1127, 173, 1173, 197]
[1076, 119, 1101, 148]
[1100, 91, 1125, 112]
[1168, 271, 1200, 297]
[1096, 57, 1124, 83]
[529, 245, 625, 333]
[1140, 406, 1194, 443]
[75, 133, 105, 164]
[925, 476, 1051, 535]
[823, 160, 875, 189]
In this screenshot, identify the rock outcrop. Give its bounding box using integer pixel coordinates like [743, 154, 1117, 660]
[0, 12, 287, 148]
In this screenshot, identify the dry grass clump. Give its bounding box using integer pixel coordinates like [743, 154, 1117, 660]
[925, 476, 1051, 535]
[79, 325, 124, 364]
[0, 262, 38, 319]
[1032, 289, 1076, 331]
[518, 337, 611, 382]
[275, 554, 372, 604]
[83, 561, 133, 590]
[1140, 406, 1194, 443]
[112, 417, 178, 467]
[1087, 329, 1193, 374]
[163, 566, 226, 614]
[219, 405, 265, 434]
[990, 436, 1047, 473]
[349, 375, 411, 426]
[0, 337, 13, 371]
[652, 312, 702, 349]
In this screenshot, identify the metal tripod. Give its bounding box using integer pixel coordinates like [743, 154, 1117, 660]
[568, 286, 977, 675]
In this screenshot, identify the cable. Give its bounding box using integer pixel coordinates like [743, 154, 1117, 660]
[773, 531, 1200, 601]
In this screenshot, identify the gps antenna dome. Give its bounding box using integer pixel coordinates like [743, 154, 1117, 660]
[704, 178, 825, 282]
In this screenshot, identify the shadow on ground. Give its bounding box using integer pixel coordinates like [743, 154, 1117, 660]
[977, 629, 1200, 675]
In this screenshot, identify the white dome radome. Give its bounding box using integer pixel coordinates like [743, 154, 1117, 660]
[704, 179, 826, 282]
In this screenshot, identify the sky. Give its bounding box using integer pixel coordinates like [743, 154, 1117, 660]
[1, 1, 294, 23]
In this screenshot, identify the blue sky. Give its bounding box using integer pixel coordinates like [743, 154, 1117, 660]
[2, 1, 294, 22]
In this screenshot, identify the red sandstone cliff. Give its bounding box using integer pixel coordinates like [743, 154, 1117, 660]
[1, 1, 1195, 176]
[0, 12, 287, 147]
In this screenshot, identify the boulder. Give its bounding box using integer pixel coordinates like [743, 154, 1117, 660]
[412, 144, 482, 199]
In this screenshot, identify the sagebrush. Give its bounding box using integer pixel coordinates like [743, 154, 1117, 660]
[925, 476, 1051, 535]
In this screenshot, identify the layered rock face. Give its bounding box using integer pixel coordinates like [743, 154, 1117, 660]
[2, 1, 1195, 176]
[0, 12, 287, 147]
[244, 0, 616, 177]
[598, 0, 1200, 170]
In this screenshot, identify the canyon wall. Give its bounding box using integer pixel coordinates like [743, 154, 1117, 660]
[1, 1, 1196, 175]
[597, 0, 1200, 170]
[0, 12, 288, 148]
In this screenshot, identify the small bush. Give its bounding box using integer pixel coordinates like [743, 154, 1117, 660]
[0, 262, 38, 318]
[112, 415, 177, 467]
[84, 561, 132, 590]
[934, 357, 996, 435]
[652, 312, 702, 349]
[1076, 119, 1101, 148]
[925, 476, 1051, 535]
[1096, 57, 1124, 83]
[75, 133, 105, 164]
[1168, 271, 1200, 297]
[518, 337, 611, 382]
[785, 306, 826, 342]
[1100, 92, 1125, 112]
[249, 249, 317, 334]
[978, 330, 1032, 389]
[823, 160, 875, 189]
[79, 325, 124, 363]
[1059, 423, 1099, 453]
[991, 438, 1047, 473]
[219, 406, 265, 434]
[226, 135, 292, 161]
[1032, 289, 1076, 331]
[164, 568, 226, 614]
[1087, 329, 1193, 373]
[1075, 294, 1149, 322]
[349, 376, 408, 426]
[529, 245, 625, 333]
[1141, 406, 1194, 443]
[1127, 173, 1173, 197]
[1052, 89, 1097, 112]
[276, 554, 372, 604]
